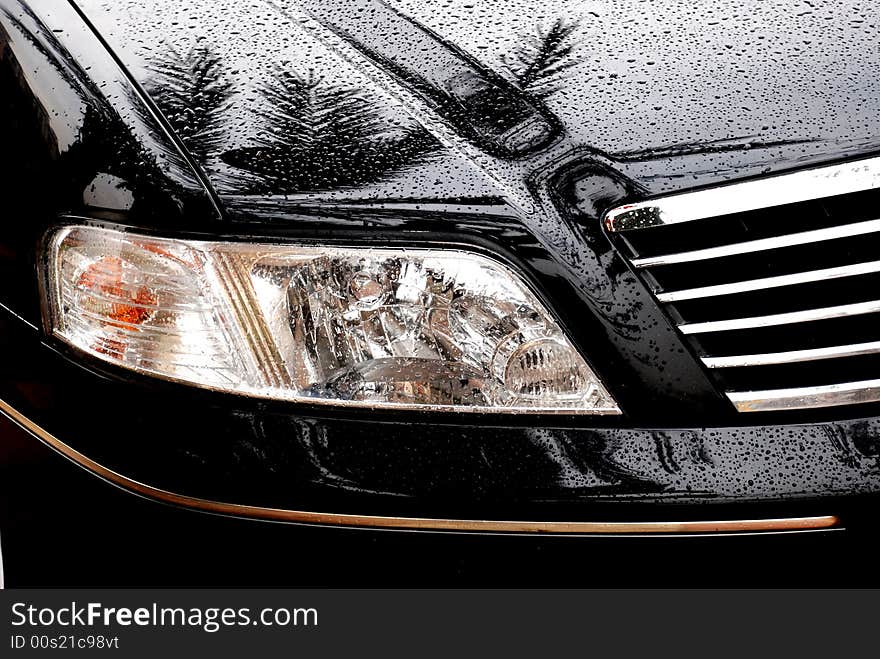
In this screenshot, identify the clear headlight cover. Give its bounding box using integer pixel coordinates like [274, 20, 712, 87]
[43, 225, 619, 414]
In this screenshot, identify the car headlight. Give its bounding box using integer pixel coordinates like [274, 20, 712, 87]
[42, 224, 619, 414]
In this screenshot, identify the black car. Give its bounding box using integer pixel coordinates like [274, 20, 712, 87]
[1, 0, 878, 587]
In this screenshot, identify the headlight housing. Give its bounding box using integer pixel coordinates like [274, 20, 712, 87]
[43, 225, 619, 414]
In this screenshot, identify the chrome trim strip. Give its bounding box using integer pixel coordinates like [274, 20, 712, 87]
[728, 378, 880, 412]
[606, 155, 880, 232]
[703, 340, 880, 368]
[631, 218, 880, 268]
[0, 397, 838, 535]
[658, 260, 880, 303]
[679, 299, 880, 334]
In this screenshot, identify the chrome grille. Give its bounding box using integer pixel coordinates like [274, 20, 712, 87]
[605, 155, 880, 412]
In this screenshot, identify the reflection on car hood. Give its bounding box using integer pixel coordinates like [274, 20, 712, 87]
[75, 0, 880, 202]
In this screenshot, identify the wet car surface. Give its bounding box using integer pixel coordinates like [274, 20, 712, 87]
[1, 0, 879, 585]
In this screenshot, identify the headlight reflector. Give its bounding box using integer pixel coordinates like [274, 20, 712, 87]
[44, 225, 619, 414]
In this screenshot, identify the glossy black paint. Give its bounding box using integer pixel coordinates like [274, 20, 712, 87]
[1, 0, 731, 421]
[1, 0, 880, 585]
[0, 0, 221, 322]
[5, 423, 876, 588]
[3, 306, 880, 519]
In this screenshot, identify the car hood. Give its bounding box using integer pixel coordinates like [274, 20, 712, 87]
[75, 0, 880, 203]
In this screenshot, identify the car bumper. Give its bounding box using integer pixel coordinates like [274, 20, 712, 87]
[1, 306, 879, 586]
[3, 418, 878, 587]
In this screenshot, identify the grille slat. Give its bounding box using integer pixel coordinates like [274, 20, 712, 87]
[728, 379, 880, 413]
[657, 259, 880, 303]
[631, 217, 880, 268]
[680, 299, 880, 334]
[607, 155, 880, 413]
[701, 340, 880, 368]
[606, 156, 880, 231]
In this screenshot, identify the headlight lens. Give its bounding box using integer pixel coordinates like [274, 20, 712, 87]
[44, 225, 619, 414]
